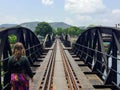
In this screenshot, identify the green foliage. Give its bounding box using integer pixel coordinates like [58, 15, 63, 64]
[35, 22, 53, 37]
[34, 21, 85, 36]
[65, 26, 85, 36]
[52, 29, 57, 34]
[56, 26, 85, 36]
[56, 28, 64, 35]
[8, 34, 17, 44]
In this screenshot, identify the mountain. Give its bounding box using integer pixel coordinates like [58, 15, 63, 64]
[20, 22, 72, 31]
[20, 22, 39, 31]
[49, 22, 71, 30]
[0, 22, 72, 31]
[0, 24, 17, 28]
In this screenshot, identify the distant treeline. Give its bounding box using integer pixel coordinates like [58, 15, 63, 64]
[34, 22, 85, 37]
[55, 27, 85, 36]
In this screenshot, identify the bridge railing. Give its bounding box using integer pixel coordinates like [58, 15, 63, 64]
[42, 34, 55, 48]
[0, 26, 43, 90]
[72, 26, 120, 89]
[60, 34, 71, 47]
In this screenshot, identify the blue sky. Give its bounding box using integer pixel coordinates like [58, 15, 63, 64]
[0, 0, 120, 27]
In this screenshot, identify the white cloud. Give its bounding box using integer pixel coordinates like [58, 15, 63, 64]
[97, 9, 120, 26]
[94, 9, 120, 26]
[111, 9, 120, 19]
[42, 0, 54, 6]
[110, 9, 120, 25]
[64, 16, 92, 26]
[65, 8, 120, 27]
[64, 18, 74, 25]
[112, 9, 120, 14]
[0, 16, 32, 24]
[64, 0, 106, 14]
[76, 15, 92, 21]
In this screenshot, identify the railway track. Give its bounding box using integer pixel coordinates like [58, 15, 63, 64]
[39, 39, 82, 90]
[30, 38, 113, 90]
[60, 40, 82, 90]
[39, 40, 57, 90]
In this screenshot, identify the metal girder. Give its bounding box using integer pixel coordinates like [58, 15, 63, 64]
[104, 31, 118, 85]
[85, 30, 95, 68]
[73, 26, 120, 88]
[0, 26, 42, 90]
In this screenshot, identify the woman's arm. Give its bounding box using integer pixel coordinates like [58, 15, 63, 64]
[24, 56, 33, 78]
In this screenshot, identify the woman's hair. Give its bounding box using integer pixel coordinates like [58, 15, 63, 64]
[13, 42, 26, 60]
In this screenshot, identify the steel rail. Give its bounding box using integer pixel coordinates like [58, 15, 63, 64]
[59, 40, 81, 90]
[46, 42, 56, 90]
[39, 39, 81, 90]
[40, 40, 56, 90]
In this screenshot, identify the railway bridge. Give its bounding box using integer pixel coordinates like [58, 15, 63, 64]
[0, 26, 120, 90]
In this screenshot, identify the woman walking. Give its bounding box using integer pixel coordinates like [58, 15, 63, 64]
[8, 42, 33, 90]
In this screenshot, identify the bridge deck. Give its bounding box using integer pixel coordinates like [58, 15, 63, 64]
[30, 39, 112, 90]
[52, 40, 68, 90]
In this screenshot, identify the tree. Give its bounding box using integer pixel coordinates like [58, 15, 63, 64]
[65, 26, 82, 36]
[56, 28, 64, 35]
[8, 34, 17, 44]
[35, 22, 53, 37]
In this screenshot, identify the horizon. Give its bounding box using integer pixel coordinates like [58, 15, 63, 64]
[0, 21, 73, 26]
[0, 0, 120, 27]
[0, 22, 86, 30]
